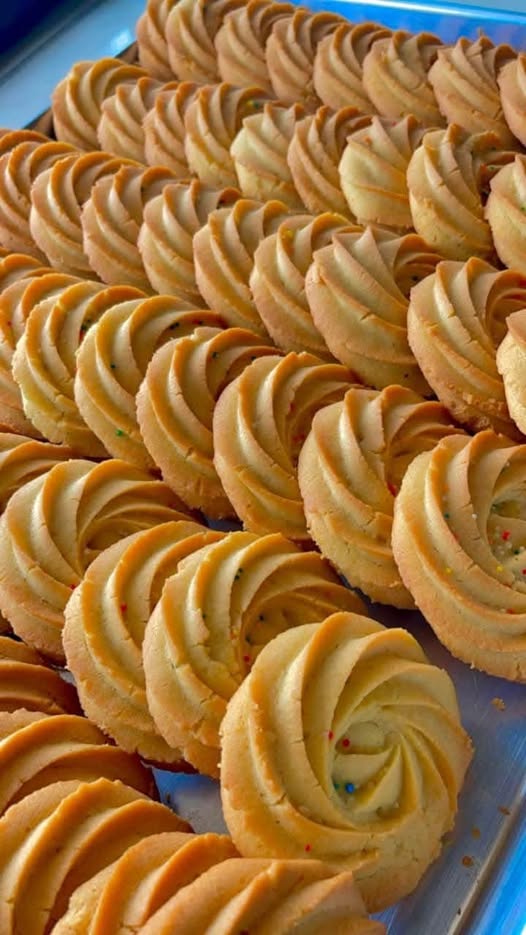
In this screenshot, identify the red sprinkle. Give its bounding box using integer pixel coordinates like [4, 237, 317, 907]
[506, 609, 515, 614]
[69, 584, 77, 590]
[328, 730, 334, 740]
[304, 844, 312, 852]
[522, 569, 526, 575]
[120, 603, 128, 613]
[462, 855, 474, 868]
[243, 654, 250, 663]
[502, 531, 511, 541]
[342, 738, 350, 748]
[387, 482, 398, 497]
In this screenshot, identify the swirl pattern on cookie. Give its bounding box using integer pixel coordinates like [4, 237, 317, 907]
[82, 164, 176, 289]
[0, 271, 78, 435]
[193, 197, 290, 333]
[0, 432, 74, 513]
[0, 251, 50, 292]
[393, 431, 526, 681]
[137, 326, 275, 516]
[251, 213, 350, 358]
[288, 106, 371, 218]
[408, 258, 526, 437]
[0, 778, 190, 935]
[52, 58, 148, 150]
[486, 155, 526, 274]
[143, 80, 198, 174]
[97, 75, 165, 163]
[75, 295, 223, 468]
[497, 310, 526, 436]
[0, 635, 80, 714]
[0, 710, 156, 815]
[29, 151, 129, 277]
[136, 0, 180, 80]
[144, 530, 365, 776]
[305, 226, 439, 392]
[362, 30, 444, 125]
[429, 37, 516, 146]
[141, 858, 384, 935]
[0, 135, 76, 258]
[184, 82, 270, 188]
[12, 281, 143, 455]
[53, 832, 240, 935]
[0, 458, 189, 661]
[166, 0, 244, 82]
[407, 125, 504, 261]
[64, 520, 223, 762]
[340, 115, 427, 230]
[266, 9, 342, 110]
[138, 179, 240, 301]
[215, 0, 295, 94]
[220, 611, 473, 911]
[313, 21, 391, 112]
[231, 102, 306, 208]
[298, 385, 461, 607]
[498, 53, 526, 148]
[213, 352, 353, 539]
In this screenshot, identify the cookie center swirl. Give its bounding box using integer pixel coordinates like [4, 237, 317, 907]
[487, 484, 526, 583]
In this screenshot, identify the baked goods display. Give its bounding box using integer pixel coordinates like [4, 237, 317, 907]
[221, 611, 473, 910]
[1, 0, 525, 927]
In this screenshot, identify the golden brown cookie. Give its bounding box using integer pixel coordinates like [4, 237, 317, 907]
[142, 80, 199, 174]
[12, 281, 143, 455]
[0, 778, 190, 935]
[0, 432, 74, 513]
[137, 326, 275, 517]
[497, 309, 526, 435]
[75, 295, 223, 468]
[136, 0, 179, 80]
[305, 226, 439, 392]
[215, 0, 295, 94]
[138, 179, 240, 301]
[144, 530, 365, 776]
[213, 352, 353, 539]
[52, 58, 148, 150]
[362, 30, 444, 126]
[266, 8, 342, 110]
[193, 197, 290, 333]
[498, 52, 526, 148]
[0, 458, 190, 661]
[298, 385, 461, 607]
[63, 520, 223, 763]
[392, 431, 526, 681]
[0, 251, 51, 292]
[97, 75, 166, 163]
[313, 21, 391, 112]
[165, 0, 244, 82]
[0, 635, 80, 714]
[221, 611, 473, 911]
[486, 154, 526, 274]
[408, 257, 526, 438]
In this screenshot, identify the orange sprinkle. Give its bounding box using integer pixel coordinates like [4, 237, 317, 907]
[471, 827, 481, 839]
[492, 697, 506, 711]
[461, 855, 474, 867]
[305, 843, 312, 852]
[499, 805, 511, 816]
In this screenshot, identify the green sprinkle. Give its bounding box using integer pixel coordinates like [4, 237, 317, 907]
[333, 782, 340, 790]
[443, 512, 450, 519]
[115, 429, 126, 437]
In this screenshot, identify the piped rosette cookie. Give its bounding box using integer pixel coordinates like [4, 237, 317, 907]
[313, 21, 391, 112]
[498, 53, 526, 148]
[165, 0, 244, 82]
[362, 30, 444, 126]
[193, 197, 291, 334]
[0, 710, 157, 816]
[407, 125, 514, 261]
[0, 131, 76, 258]
[184, 82, 271, 188]
[251, 212, 351, 359]
[0, 432, 74, 513]
[220, 611, 473, 911]
[142, 80, 199, 174]
[0, 778, 191, 935]
[29, 150, 135, 277]
[96, 75, 167, 163]
[0, 251, 51, 292]
[0, 458, 190, 662]
[339, 115, 427, 231]
[52, 57, 148, 150]
[265, 8, 342, 111]
[12, 281, 144, 456]
[230, 101, 306, 208]
[486, 155, 526, 274]
[408, 257, 526, 438]
[0, 270, 79, 435]
[305, 226, 439, 392]
[82, 164, 177, 290]
[138, 179, 240, 302]
[392, 431, 526, 681]
[298, 385, 462, 608]
[143, 530, 365, 777]
[213, 352, 354, 540]
[136, 0, 179, 80]
[429, 37, 517, 146]
[497, 310, 526, 435]
[215, 0, 295, 94]
[74, 295, 223, 469]
[63, 520, 223, 764]
[287, 106, 372, 218]
[0, 636, 80, 714]
[136, 326, 276, 517]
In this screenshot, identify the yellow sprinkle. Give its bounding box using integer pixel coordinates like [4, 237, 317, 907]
[445, 567, 452, 574]
[496, 565, 504, 572]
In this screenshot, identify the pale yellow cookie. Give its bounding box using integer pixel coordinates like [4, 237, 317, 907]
[486, 154, 526, 274]
[165, 0, 244, 82]
[97, 75, 166, 163]
[215, 0, 295, 94]
[313, 21, 391, 112]
[497, 309, 526, 435]
[142, 80, 199, 174]
[136, 0, 179, 80]
[362, 30, 444, 126]
[0, 634, 80, 714]
[498, 52, 526, 148]
[266, 8, 342, 110]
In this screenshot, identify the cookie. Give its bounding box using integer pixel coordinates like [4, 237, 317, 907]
[266, 9, 342, 110]
[362, 30, 444, 125]
[231, 102, 306, 208]
[313, 21, 390, 112]
[497, 309, 526, 435]
[0, 635, 80, 714]
[165, 0, 244, 83]
[142, 80, 199, 174]
[215, 0, 295, 94]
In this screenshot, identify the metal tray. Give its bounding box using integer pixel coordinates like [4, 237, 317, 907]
[1, 1, 525, 932]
